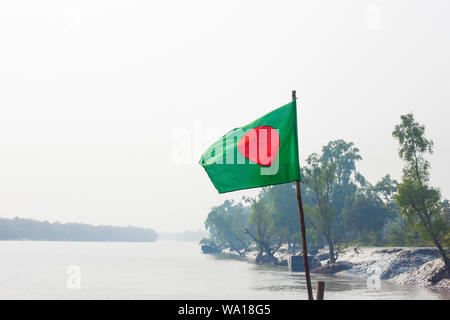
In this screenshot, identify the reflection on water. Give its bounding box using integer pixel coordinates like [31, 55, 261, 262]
[0, 240, 448, 300]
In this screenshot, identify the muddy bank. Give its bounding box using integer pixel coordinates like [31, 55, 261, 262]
[212, 246, 449, 291]
[337, 247, 449, 291]
[393, 259, 450, 291]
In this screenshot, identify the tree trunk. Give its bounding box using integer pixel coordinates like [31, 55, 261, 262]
[433, 239, 450, 277]
[325, 235, 336, 263]
[243, 228, 275, 258]
[329, 244, 336, 264]
[412, 202, 450, 278]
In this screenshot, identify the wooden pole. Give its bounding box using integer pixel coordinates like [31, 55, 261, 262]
[293, 90, 313, 301]
[316, 281, 325, 300]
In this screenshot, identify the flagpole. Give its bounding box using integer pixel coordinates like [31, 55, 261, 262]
[292, 90, 313, 301]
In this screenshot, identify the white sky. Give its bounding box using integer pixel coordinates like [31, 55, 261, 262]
[0, 1, 448, 232]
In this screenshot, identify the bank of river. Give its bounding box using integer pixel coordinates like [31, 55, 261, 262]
[218, 246, 450, 292]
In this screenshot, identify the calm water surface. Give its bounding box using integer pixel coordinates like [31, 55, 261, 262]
[0, 240, 448, 300]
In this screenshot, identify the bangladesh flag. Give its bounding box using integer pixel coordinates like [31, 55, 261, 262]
[199, 100, 300, 193]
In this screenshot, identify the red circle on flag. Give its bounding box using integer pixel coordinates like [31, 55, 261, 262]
[237, 125, 280, 166]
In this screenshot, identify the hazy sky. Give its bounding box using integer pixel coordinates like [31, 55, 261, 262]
[0, 1, 449, 232]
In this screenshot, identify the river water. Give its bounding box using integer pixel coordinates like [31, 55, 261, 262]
[0, 240, 448, 300]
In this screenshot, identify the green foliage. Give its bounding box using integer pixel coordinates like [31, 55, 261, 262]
[204, 200, 251, 255]
[387, 226, 423, 246]
[302, 151, 339, 262]
[342, 189, 393, 245]
[321, 139, 362, 187]
[393, 113, 449, 271]
[299, 140, 365, 261]
[374, 174, 398, 204]
[244, 191, 283, 257]
[393, 114, 433, 182]
[396, 178, 448, 245]
[265, 183, 300, 246]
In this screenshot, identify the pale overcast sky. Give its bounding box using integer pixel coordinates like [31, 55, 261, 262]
[0, 1, 448, 232]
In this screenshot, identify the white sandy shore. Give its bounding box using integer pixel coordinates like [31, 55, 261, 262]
[219, 246, 449, 291]
[338, 247, 449, 291]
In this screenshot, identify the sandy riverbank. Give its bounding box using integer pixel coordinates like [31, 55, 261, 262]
[338, 247, 449, 291]
[218, 246, 449, 291]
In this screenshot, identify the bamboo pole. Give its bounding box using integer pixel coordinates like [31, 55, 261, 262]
[292, 90, 313, 301]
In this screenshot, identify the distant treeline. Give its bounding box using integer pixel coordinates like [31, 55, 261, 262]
[0, 217, 158, 242]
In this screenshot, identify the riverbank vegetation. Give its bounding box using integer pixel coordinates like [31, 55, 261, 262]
[201, 114, 449, 275]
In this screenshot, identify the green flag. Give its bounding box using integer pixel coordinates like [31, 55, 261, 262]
[199, 100, 300, 193]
